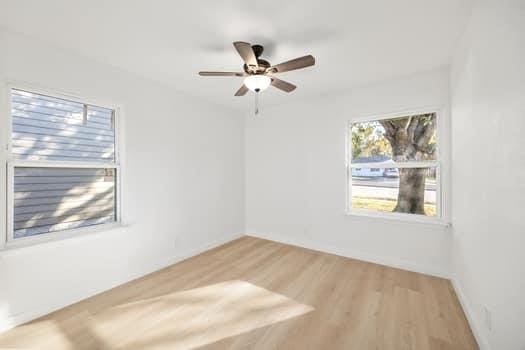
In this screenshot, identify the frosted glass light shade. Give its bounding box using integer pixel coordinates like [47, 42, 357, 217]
[244, 75, 271, 92]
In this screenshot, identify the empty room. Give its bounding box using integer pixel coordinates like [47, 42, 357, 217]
[0, 1, 523, 349]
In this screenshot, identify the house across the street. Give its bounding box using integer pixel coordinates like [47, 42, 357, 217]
[352, 156, 399, 177]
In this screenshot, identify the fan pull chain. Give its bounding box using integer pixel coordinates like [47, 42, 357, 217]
[254, 91, 259, 116]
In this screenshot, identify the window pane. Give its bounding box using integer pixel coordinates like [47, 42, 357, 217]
[351, 167, 437, 217]
[351, 114, 437, 163]
[13, 167, 116, 238]
[11, 89, 115, 162]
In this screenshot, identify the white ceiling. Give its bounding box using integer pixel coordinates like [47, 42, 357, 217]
[2, 0, 474, 109]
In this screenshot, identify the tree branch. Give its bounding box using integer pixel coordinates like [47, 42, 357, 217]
[415, 118, 435, 150]
[406, 116, 419, 143]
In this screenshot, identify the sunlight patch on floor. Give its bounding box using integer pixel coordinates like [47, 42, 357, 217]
[93, 280, 314, 349]
[0, 280, 314, 350]
[0, 318, 76, 350]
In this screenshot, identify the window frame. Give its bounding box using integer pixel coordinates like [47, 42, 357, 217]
[2, 82, 124, 248]
[345, 107, 449, 225]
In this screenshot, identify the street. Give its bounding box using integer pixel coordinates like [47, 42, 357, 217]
[352, 177, 437, 203]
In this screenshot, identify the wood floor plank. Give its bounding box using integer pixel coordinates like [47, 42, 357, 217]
[0, 237, 478, 350]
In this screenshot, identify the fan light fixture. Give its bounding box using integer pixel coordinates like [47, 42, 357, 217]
[244, 75, 271, 92]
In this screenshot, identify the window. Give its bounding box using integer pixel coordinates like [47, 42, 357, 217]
[347, 112, 441, 220]
[6, 88, 120, 242]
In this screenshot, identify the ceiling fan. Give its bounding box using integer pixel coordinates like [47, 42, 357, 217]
[198, 42, 315, 98]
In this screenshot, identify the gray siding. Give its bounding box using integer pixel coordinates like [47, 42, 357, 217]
[11, 89, 115, 162]
[13, 167, 116, 238]
[10, 89, 118, 239]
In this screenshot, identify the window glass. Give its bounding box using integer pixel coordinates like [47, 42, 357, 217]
[349, 113, 439, 218]
[351, 114, 437, 163]
[11, 89, 115, 162]
[350, 167, 437, 217]
[9, 88, 118, 240]
[13, 167, 116, 238]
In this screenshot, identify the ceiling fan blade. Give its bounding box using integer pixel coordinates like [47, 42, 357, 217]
[233, 42, 258, 68]
[268, 55, 315, 73]
[234, 84, 249, 96]
[199, 71, 244, 77]
[271, 77, 296, 93]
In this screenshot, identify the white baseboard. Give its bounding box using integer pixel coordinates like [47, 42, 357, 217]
[451, 278, 491, 350]
[0, 232, 244, 333]
[247, 231, 450, 279]
[2, 231, 490, 350]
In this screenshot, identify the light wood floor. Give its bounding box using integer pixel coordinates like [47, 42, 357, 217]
[0, 237, 478, 350]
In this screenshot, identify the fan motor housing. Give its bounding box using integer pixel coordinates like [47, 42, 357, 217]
[244, 61, 271, 74]
[252, 44, 264, 57]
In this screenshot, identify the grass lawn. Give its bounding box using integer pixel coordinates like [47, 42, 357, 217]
[352, 197, 436, 217]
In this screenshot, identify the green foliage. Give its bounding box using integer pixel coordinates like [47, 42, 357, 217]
[351, 121, 392, 159]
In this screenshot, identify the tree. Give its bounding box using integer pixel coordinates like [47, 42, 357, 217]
[351, 122, 391, 159]
[379, 114, 436, 214]
[351, 124, 373, 159]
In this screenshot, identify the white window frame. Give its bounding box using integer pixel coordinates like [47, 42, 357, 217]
[346, 107, 449, 226]
[1, 82, 125, 249]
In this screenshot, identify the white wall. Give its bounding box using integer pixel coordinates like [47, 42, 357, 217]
[0, 31, 244, 330]
[246, 68, 452, 277]
[450, 1, 525, 349]
[3, 4, 524, 347]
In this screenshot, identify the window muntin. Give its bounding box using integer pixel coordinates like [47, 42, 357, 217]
[7, 88, 120, 241]
[348, 113, 440, 218]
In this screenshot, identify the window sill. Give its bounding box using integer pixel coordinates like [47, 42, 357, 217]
[0, 222, 128, 255]
[345, 209, 451, 227]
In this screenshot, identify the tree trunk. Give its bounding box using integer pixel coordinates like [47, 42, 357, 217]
[379, 114, 435, 215]
[395, 168, 426, 214]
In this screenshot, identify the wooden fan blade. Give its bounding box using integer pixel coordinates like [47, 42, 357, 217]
[271, 77, 296, 93]
[234, 84, 249, 96]
[199, 71, 244, 77]
[233, 42, 258, 68]
[268, 55, 315, 73]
